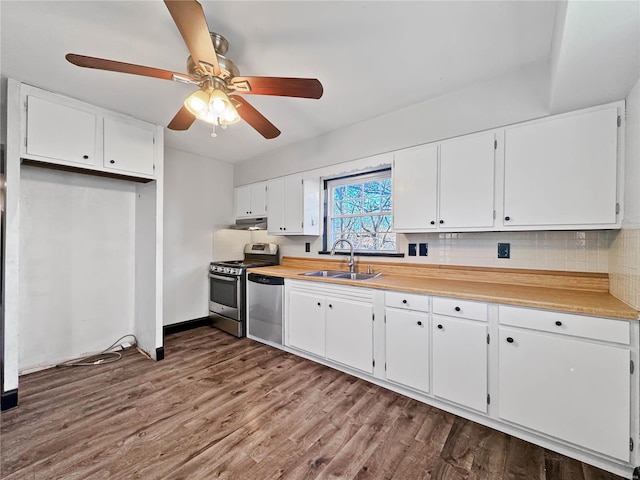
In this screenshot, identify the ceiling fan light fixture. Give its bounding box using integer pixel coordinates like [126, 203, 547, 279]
[183, 87, 239, 127]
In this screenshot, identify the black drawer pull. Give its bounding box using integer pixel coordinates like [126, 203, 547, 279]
[430, 220, 435, 225]
[555, 321, 562, 326]
[439, 219, 444, 224]
[402, 299, 407, 304]
[454, 306, 461, 312]
[437, 324, 443, 329]
[506, 337, 514, 343]
[83, 155, 89, 159]
[505, 216, 511, 221]
[109, 159, 115, 164]
[417, 321, 422, 326]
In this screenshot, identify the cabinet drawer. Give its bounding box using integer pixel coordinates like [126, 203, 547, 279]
[433, 297, 487, 321]
[385, 291, 429, 312]
[499, 306, 629, 345]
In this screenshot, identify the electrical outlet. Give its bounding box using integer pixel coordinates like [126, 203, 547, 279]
[305, 242, 311, 253]
[419, 243, 428, 256]
[498, 243, 510, 259]
[408, 243, 417, 256]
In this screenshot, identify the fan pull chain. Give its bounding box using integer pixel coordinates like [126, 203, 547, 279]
[211, 123, 217, 138]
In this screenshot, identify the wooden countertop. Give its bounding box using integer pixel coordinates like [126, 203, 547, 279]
[249, 257, 639, 320]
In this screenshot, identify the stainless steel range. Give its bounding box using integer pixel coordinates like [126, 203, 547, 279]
[208, 243, 279, 337]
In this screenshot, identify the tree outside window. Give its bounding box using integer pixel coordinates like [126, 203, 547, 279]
[327, 170, 396, 252]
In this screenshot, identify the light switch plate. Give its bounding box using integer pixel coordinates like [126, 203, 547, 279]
[408, 243, 417, 256]
[498, 243, 510, 259]
[419, 243, 428, 256]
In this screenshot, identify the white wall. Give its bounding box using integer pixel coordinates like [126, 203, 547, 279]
[163, 147, 233, 326]
[235, 61, 550, 185]
[609, 77, 640, 310]
[18, 166, 136, 372]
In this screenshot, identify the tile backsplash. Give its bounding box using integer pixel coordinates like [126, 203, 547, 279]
[609, 227, 640, 310]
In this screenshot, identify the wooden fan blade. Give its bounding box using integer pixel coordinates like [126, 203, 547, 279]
[231, 76, 323, 99]
[231, 96, 281, 139]
[167, 106, 196, 131]
[66, 53, 195, 83]
[164, 0, 220, 76]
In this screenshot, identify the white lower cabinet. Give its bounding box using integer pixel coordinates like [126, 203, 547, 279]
[286, 281, 373, 373]
[385, 308, 430, 392]
[432, 315, 488, 412]
[326, 297, 373, 373]
[288, 290, 326, 357]
[498, 326, 630, 461]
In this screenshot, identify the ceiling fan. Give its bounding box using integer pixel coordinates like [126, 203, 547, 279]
[65, 0, 323, 139]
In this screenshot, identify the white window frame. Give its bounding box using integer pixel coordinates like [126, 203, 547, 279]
[326, 169, 396, 253]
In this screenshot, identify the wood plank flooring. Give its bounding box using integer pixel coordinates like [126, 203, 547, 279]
[0, 327, 627, 479]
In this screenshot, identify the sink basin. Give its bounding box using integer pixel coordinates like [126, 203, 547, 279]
[301, 270, 348, 277]
[300, 270, 382, 281]
[333, 272, 382, 281]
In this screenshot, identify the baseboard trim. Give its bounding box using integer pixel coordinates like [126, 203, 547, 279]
[163, 317, 211, 336]
[155, 347, 165, 361]
[1, 389, 18, 411]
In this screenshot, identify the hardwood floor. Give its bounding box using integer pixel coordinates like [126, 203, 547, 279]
[0, 327, 627, 479]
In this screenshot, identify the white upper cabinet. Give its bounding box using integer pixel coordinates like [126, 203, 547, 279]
[267, 174, 320, 235]
[103, 118, 155, 176]
[22, 84, 160, 180]
[393, 132, 496, 232]
[439, 133, 495, 229]
[393, 144, 438, 231]
[235, 182, 267, 218]
[503, 105, 620, 229]
[26, 95, 97, 167]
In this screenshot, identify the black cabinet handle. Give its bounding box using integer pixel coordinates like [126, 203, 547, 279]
[437, 324, 443, 329]
[402, 299, 407, 304]
[555, 321, 562, 326]
[109, 160, 115, 164]
[454, 306, 461, 312]
[328, 304, 333, 309]
[506, 337, 514, 343]
[439, 219, 444, 224]
[417, 321, 422, 326]
[505, 216, 511, 221]
[83, 155, 89, 159]
[430, 220, 435, 225]
[283, 228, 286, 231]
[317, 302, 321, 307]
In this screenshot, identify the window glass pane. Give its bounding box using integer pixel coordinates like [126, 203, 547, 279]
[326, 170, 395, 253]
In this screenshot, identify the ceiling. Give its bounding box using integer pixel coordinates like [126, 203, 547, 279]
[0, 0, 614, 164]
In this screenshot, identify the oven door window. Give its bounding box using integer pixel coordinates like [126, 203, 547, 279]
[210, 275, 238, 308]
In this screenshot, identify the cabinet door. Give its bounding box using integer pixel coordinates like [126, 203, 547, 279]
[439, 133, 495, 229]
[267, 178, 285, 234]
[503, 107, 618, 227]
[235, 185, 252, 218]
[393, 144, 438, 231]
[499, 327, 630, 461]
[287, 290, 325, 357]
[325, 297, 373, 373]
[103, 118, 155, 176]
[26, 95, 96, 166]
[250, 182, 267, 217]
[385, 308, 429, 392]
[283, 174, 303, 233]
[432, 316, 487, 412]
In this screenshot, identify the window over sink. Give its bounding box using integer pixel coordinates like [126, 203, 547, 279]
[324, 169, 396, 253]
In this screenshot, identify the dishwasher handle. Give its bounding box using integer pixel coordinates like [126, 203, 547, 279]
[248, 273, 285, 286]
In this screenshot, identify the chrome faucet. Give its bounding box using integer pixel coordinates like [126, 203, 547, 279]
[330, 238, 355, 273]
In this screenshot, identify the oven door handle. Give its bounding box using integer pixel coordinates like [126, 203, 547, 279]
[209, 273, 239, 282]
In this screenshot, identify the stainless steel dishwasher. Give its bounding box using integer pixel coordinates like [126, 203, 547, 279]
[247, 273, 284, 345]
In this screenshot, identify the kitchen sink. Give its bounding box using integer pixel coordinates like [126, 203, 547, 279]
[301, 270, 348, 277]
[300, 270, 382, 281]
[333, 272, 382, 281]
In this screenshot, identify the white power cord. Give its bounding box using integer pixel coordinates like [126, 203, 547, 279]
[57, 334, 139, 367]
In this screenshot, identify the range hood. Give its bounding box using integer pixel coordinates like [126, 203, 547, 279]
[230, 217, 267, 230]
